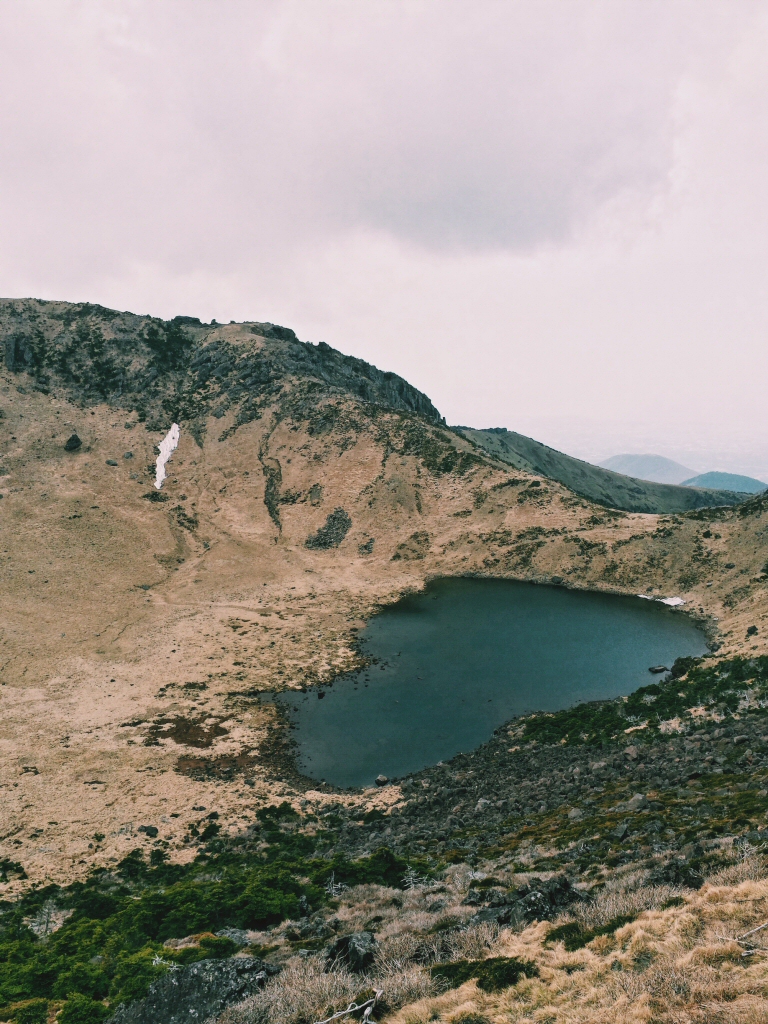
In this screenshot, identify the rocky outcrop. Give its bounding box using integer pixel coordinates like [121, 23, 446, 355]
[0, 299, 443, 437]
[305, 508, 352, 549]
[326, 931, 377, 973]
[108, 957, 279, 1024]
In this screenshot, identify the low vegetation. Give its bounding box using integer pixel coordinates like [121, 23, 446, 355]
[0, 806, 421, 1021]
[2, 654, 768, 1023]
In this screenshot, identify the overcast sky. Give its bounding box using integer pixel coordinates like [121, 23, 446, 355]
[1, 1, 767, 475]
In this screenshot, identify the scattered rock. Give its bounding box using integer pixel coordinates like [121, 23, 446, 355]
[123, 452, 133, 459]
[64, 433, 82, 451]
[625, 793, 648, 811]
[649, 666, 668, 674]
[375, 774, 389, 787]
[215, 928, 251, 946]
[108, 957, 278, 1024]
[624, 746, 639, 760]
[567, 807, 583, 820]
[513, 875, 580, 922]
[106, 459, 118, 466]
[747, 625, 758, 636]
[326, 931, 377, 973]
[137, 825, 158, 838]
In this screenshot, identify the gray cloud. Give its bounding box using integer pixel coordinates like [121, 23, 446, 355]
[0, 0, 725, 275]
[0, 0, 766, 473]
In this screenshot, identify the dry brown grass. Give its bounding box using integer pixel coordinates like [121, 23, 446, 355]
[219, 955, 433, 1024]
[378, 877, 768, 1024]
[216, 859, 768, 1024]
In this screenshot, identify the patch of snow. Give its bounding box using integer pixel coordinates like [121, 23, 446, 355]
[659, 596, 685, 607]
[154, 423, 180, 489]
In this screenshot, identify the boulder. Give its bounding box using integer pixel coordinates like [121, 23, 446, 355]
[108, 957, 278, 1024]
[375, 775, 388, 787]
[216, 928, 251, 946]
[512, 875, 581, 923]
[326, 931, 377, 973]
[64, 433, 82, 451]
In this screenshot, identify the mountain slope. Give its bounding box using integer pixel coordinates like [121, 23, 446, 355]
[683, 470, 767, 494]
[458, 427, 748, 513]
[1, 298, 767, 893]
[599, 451, 695, 484]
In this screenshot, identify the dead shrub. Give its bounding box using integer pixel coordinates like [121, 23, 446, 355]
[220, 954, 433, 1024]
[570, 883, 684, 930]
[220, 957, 359, 1024]
[375, 923, 500, 972]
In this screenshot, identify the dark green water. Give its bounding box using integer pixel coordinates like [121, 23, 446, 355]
[280, 577, 707, 789]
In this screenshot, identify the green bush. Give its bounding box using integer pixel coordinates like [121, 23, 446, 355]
[310, 848, 412, 890]
[430, 957, 538, 993]
[13, 1000, 48, 1024]
[58, 994, 109, 1024]
[547, 915, 635, 951]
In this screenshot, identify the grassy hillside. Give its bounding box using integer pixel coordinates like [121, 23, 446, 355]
[458, 427, 749, 514]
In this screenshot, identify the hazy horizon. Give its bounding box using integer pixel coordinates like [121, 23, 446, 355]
[1, 1, 767, 476]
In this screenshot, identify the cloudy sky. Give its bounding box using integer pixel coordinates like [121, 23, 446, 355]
[1, 1, 767, 475]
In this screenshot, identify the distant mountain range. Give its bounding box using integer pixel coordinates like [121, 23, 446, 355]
[598, 454, 766, 495]
[599, 453, 695, 485]
[457, 429, 750, 514]
[681, 471, 767, 494]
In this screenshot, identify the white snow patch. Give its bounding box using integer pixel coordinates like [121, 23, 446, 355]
[154, 424, 180, 489]
[637, 594, 685, 607]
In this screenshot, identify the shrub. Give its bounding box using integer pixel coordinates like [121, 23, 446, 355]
[58, 994, 109, 1024]
[547, 915, 636, 951]
[430, 957, 538, 993]
[13, 1000, 48, 1024]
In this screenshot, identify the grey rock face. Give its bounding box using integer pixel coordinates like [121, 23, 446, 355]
[108, 957, 278, 1024]
[216, 928, 252, 946]
[0, 299, 444, 436]
[326, 931, 377, 973]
